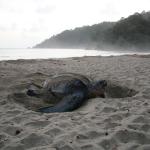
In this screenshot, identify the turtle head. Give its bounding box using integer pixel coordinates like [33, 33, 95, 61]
[93, 80, 107, 89]
[89, 80, 107, 98]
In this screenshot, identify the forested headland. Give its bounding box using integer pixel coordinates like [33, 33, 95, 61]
[34, 11, 150, 51]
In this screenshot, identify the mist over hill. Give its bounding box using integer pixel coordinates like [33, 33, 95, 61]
[34, 11, 150, 51]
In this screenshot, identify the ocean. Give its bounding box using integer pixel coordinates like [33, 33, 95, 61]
[0, 48, 150, 61]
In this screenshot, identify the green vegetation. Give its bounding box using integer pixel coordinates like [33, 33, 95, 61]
[34, 11, 150, 51]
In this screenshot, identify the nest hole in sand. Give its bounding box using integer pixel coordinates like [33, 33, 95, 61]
[105, 83, 137, 98]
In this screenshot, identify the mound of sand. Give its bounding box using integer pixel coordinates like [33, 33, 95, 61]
[0, 55, 150, 150]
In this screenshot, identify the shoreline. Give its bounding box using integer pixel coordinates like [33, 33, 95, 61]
[1, 48, 150, 61]
[0, 55, 150, 150]
[0, 53, 150, 62]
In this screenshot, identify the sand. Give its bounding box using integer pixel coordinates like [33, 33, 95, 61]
[0, 55, 150, 150]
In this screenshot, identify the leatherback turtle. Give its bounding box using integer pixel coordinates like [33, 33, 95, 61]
[27, 73, 107, 113]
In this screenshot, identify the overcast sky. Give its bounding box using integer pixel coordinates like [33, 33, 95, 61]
[0, 0, 150, 48]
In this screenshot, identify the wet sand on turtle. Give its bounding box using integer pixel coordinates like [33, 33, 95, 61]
[0, 55, 150, 150]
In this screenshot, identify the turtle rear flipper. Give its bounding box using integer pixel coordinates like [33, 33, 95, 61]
[37, 91, 86, 113]
[27, 84, 43, 98]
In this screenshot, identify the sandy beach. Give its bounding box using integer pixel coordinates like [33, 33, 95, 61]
[0, 55, 150, 150]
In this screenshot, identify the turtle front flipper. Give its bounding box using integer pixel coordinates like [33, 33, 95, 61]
[37, 91, 86, 113]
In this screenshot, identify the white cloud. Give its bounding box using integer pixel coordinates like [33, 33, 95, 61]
[0, 0, 150, 48]
[36, 5, 56, 14]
